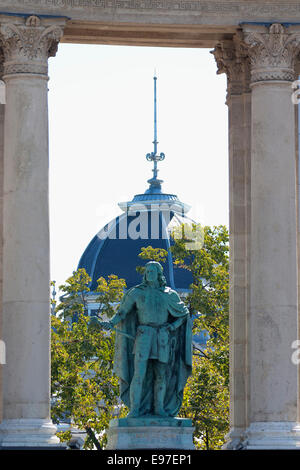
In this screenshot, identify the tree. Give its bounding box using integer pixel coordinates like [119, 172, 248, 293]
[51, 269, 127, 449]
[136, 246, 169, 275]
[172, 224, 229, 449]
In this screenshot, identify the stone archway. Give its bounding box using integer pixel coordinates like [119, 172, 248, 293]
[0, 1, 300, 449]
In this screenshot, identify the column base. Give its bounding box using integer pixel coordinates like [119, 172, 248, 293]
[0, 419, 66, 448]
[241, 422, 300, 449]
[222, 428, 246, 450]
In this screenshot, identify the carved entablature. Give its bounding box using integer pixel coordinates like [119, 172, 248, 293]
[0, 16, 65, 77]
[242, 23, 300, 84]
[211, 35, 251, 100]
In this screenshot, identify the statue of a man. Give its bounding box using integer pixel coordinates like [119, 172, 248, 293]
[97, 261, 193, 418]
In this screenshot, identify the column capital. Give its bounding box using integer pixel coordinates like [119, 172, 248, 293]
[242, 23, 300, 84]
[0, 15, 65, 77]
[211, 35, 251, 100]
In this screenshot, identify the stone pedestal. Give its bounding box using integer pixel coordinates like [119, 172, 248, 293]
[106, 417, 194, 450]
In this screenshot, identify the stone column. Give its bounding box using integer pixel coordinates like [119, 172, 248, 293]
[211, 36, 251, 449]
[0, 15, 65, 447]
[0, 49, 4, 424]
[241, 23, 300, 448]
[294, 57, 300, 426]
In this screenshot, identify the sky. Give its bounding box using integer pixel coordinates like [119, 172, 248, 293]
[48, 44, 228, 291]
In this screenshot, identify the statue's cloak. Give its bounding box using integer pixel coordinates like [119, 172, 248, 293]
[113, 285, 193, 417]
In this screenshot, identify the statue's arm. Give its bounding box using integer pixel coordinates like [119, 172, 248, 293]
[168, 315, 186, 331]
[88, 289, 136, 331]
[167, 290, 190, 331]
[110, 289, 136, 327]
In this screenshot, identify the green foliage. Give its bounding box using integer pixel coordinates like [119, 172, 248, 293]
[136, 246, 168, 275]
[51, 269, 127, 449]
[179, 356, 229, 450]
[174, 225, 229, 449]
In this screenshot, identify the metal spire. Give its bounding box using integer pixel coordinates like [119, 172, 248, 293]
[146, 72, 165, 192]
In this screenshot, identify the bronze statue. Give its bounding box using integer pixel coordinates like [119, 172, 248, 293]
[97, 261, 192, 418]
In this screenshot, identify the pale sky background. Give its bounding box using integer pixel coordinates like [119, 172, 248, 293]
[48, 44, 228, 290]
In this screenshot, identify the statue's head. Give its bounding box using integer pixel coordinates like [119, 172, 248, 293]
[142, 261, 167, 287]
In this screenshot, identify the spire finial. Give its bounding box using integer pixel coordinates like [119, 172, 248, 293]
[146, 73, 165, 193]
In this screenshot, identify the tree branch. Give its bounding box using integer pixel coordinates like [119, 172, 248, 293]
[85, 425, 102, 450]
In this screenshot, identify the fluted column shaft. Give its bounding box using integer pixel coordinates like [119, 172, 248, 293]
[212, 39, 251, 448]
[0, 15, 65, 447]
[242, 23, 300, 448]
[295, 59, 300, 425]
[0, 51, 4, 424]
[213, 24, 300, 449]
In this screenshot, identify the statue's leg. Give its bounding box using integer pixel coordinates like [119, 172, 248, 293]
[127, 358, 148, 418]
[153, 361, 168, 417]
[127, 326, 153, 417]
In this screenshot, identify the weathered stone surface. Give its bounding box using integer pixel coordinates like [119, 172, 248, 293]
[243, 23, 300, 83]
[109, 417, 193, 427]
[0, 15, 66, 447]
[212, 23, 300, 449]
[211, 36, 251, 448]
[107, 421, 194, 449]
[1, 1, 300, 24]
[1, 2, 300, 46]
[242, 24, 300, 448]
[243, 422, 300, 449]
[0, 419, 63, 448]
[0, 98, 3, 426]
